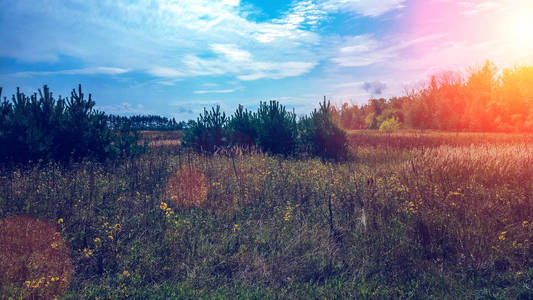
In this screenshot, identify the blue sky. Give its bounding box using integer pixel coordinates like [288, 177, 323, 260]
[1, 0, 532, 120]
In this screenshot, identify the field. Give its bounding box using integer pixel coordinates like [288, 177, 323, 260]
[1, 131, 533, 299]
[138, 131, 184, 147]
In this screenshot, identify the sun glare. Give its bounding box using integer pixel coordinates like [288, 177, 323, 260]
[502, 11, 533, 58]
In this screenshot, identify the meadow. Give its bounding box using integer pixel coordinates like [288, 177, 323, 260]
[1, 131, 532, 299]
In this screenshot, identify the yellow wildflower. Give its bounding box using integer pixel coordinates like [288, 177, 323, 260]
[83, 248, 93, 258]
[233, 224, 240, 232]
[123, 270, 130, 277]
[57, 218, 64, 224]
[108, 235, 114, 241]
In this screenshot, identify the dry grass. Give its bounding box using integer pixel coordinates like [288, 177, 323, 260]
[139, 130, 183, 147]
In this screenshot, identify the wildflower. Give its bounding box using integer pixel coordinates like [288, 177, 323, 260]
[165, 208, 174, 217]
[83, 248, 93, 258]
[114, 224, 122, 232]
[108, 235, 114, 241]
[57, 218, 64, 225]
[160, 202, 168, 211]
[123, 270, 130, 277]
[233, 224, 240, 232]
[498, 231, 507, 241]
[94, 237, 101, 244]
[283, 202, 294, 221]
[523, 220, 529, 227]
[517, 271, 523, 276]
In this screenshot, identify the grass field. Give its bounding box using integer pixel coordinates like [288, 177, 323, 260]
[1, 131, 532, 299]
[138, 131, 184, 147]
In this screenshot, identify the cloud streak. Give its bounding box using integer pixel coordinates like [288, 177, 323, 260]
[322, 0, 406, 17]
[194, 89, 237, 94]
[331, 34, 444, 67]
[12, 67, 129, 77]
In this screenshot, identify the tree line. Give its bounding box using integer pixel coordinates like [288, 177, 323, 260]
[331, 61, 533, 132]
[106, 114, 186, 131]
[0, 85, 142, 164]
[0, 85, 348, 163]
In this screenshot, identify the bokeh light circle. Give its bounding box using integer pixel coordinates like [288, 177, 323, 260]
[0, 216, 74, 299]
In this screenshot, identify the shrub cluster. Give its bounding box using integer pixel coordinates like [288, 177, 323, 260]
[184, 99, 348, 160]
[0, 85, 141, 164]
[301, 98, 348, 160]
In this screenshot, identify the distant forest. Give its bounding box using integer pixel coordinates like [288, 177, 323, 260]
[106, 114, 186, 131]
[331, 61, 533, 132]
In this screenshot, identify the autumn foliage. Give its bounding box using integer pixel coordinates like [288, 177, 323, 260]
[331, 61, 533, 132]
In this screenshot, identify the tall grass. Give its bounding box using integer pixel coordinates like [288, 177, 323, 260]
[0, 133, 532, 298]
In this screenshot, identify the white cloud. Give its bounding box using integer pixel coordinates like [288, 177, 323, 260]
[148, 67, 183, 78]
[13, 67, 129, 77]
[0, 0, 327, 82]
[194, 88, 237, 94]
[331, 34, 444, 67]
[322, 0, 406, 17]
[211, 44, 252, 62]
[221, 0, 240, 6]
[237, 61, 316, 80]
[96, 102, 146, 115]
[180, 43, 317, 80]
[1, 0, 408, 84]
[460, 0, 501, 14]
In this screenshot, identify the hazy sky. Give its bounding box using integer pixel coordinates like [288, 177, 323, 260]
[1, 0, 532, 120]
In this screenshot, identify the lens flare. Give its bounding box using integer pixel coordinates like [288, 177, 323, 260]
[0, 216, 74, 299]
[502, 11, 533, 57]
[166, 166, 209, 208]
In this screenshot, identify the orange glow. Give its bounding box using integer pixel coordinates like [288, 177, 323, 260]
[166, 166, 209, 208]
[0, 216, 74, 299]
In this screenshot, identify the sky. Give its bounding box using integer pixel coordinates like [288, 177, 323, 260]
[1, 0, 533, 120]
